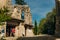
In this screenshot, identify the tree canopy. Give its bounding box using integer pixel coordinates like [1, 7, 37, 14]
[0, 7, 11, 23]
[38, 8, 56, 35]
[15, 0, 27, 5]
[38, 18, 46, 34]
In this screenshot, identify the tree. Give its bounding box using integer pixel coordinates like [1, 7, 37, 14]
[33, 20, 38, 35]
[38, 18, 46, 34]
[45, 8, 56, 35]
[15, 0, 27, 5]
[0, 7, 11, 25]
[38, 8, 56, 35]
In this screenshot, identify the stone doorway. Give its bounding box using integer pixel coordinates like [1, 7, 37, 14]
[6, 24, 16, 37]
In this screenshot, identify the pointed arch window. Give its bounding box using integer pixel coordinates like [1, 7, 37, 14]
[21, 11, 24, 20]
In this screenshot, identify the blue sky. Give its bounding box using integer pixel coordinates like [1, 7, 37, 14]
[12, 0, 55, 23]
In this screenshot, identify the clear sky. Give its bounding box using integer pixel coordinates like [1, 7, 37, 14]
[12, 0, 55, 23]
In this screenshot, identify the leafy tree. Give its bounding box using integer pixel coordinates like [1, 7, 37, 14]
[33, 20, 38, 35]
[15, 0, 27, 5]
[38, 8, 56, 35]
[38, 18, 46, 34]
[45, 8, 56, 35]
[0, 7, 11, 25]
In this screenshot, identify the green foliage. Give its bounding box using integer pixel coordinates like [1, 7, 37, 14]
[33, 20, 38, 35]
[38, 18, 46, 34]
[15, 0, 27, 5]
[0, 7, 11, 23]
[38, 8, 56, 35]
[45, 8, 56, 35]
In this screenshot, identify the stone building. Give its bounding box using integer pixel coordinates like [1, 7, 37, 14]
[55, 0, 60, 37]
[0, 0, 34, 37]
[0, 0, 7, 8]
[0, 0, 11, 8]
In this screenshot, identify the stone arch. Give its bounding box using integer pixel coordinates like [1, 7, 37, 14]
[21, 7, 25, 20]
[24, 6, 32, 24]
[11, 5, 32, 24]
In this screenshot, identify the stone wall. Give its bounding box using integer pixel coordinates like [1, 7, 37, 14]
[10, 5, 32, 25]
[0, 22, 6, 37]
[0, 0, 12, 8]
[17, 35, 55, 40]
[0, 0, 7, 8]
[26, 28, 34, 37]
[55, 0, 60, 37]
[18, 23, 25, 37]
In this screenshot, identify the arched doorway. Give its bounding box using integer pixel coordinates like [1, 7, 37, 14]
[6, 19, 20, 37]
[6, 24, 15, 37]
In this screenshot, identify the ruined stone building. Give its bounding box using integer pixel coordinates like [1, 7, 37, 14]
[0, 0, 34, 37]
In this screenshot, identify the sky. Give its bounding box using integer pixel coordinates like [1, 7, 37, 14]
[12, 0, 55, 23]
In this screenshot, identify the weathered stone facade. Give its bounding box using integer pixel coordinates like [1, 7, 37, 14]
[0, 0, 34, 37]
[55, 0, 60, 37]
[11, 5, 32, 25]
[0, 0, 12, 8]
[0, 0, 7, 8]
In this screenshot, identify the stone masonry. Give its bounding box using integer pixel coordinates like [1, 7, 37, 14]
[55, 0, 60, 37]
[0, 0, 34, 37]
